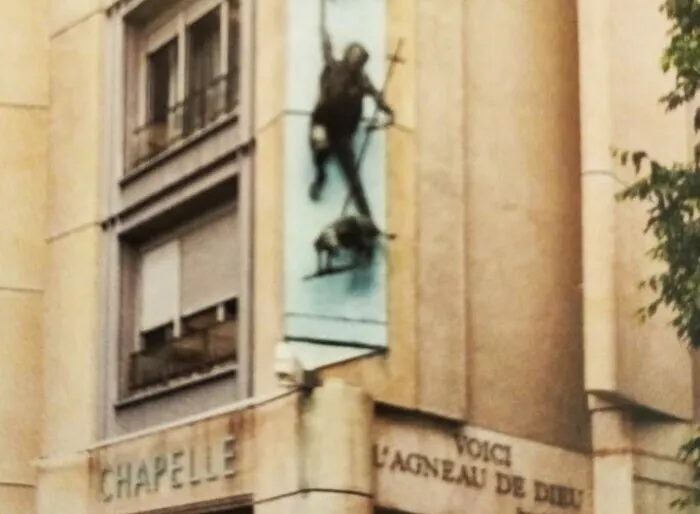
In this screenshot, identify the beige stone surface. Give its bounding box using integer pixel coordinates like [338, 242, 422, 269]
[0, 291, 42, 485]
[631, 421, 697, 510]
[588, 409, 636, 514]
[48, 15, 104, 238]
[252, 118, 284, 396]
[0, 107, 48, 291]
[578, 0, 616, 403]
[593, 454, 634, 514]
[36, 455, 91, 514]
[51, 0, 102, 38]
[0, 0, 49, 106]
[254, 393, 300, 502]
[386, 0, 415, 130]
[634, 481, 685, 514]
[255, 0, 285, 132]
[582, 172, 617, 393]
[90, 410, 252, 514]
[256, 492, 371, 514]
[615, 192, 692, 417]
[415, 0, 466, 420]
[590, 408, 632, 452]
[632, 418, 692, 460]
[463, 0, 587, 450]
[385, 126, 417, 406]
[301, 492, 371, 514]
[255, 495, 299, 514]
[577, 0, 694, 421]
[0, 485, 37, 513]
[374, 416, 592, 514]
[609, 0, 692, 419]
[301, 380, 373, 494]
[42, 226, 101, 455]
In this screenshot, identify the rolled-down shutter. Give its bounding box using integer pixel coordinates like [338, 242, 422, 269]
[140, 240, 180, 331]
[180, 209, 240, 316]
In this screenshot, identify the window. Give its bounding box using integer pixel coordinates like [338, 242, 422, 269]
[128, 208, 241, 392]
[185, 8, 222, 135]
[106, 0, 251, 433]
[130, 0, 241, 168]
[145, 39, 179, 153]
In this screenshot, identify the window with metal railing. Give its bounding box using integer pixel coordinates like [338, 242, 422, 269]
[131, 70, 239, 168]
[129, 0, 240, 170]
[127, 206, 241, 393]
[129, 299, 238, 390]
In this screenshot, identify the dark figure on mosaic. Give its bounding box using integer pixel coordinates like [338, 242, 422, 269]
[308, 20, 395, 219]
[313, 214, 396, 274]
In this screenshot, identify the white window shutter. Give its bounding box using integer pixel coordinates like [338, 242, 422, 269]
[181, 210, 239, 315]
[140, 240, 180, 331]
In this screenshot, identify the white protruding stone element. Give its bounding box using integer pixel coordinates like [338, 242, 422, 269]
[301, 378, 373, 497]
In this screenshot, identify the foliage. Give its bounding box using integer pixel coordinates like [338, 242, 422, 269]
[672, 435, 700, 508]
[660, 0, 700, 110]
[615, 0, 700, 350]
[614, 151, 700, 348]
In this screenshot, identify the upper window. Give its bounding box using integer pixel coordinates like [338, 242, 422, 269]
[130, 0, 241, 169]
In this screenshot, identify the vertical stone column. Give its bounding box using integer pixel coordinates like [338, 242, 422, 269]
[464, 0, 586, 448]
[609, 0, 692, 418]
[415, 0, 467, 420]
[253, 0, 286, 396]
[0, 1, 48, 512]
[37, 2, 105, 514]
[43, 0, 104, 455]
[300, 378, 373, 514]
[255, 380, 373, 514]
[589, 400, 635, 514]
[578, 0, 617, 396]
[577, 2, 635, 513]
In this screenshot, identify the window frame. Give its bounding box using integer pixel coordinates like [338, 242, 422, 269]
[136, 236, 181, 349]
[102, 0, 254, 434]
[128, 203, 241, 391]
[136, 0, 237, 140]
[130, 0, 242, 170]
[145, 38, 179, 129]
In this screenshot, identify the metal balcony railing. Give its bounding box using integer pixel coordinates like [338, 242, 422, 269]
[130, 70, 239, 169]
[128, 318, 237, 391]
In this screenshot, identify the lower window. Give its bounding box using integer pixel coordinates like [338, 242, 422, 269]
[123, 205, 241, 394]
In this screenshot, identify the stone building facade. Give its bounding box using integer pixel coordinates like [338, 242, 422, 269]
[0, 0, 697, 513]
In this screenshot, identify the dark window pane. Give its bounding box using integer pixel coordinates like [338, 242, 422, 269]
[148, 39, 178, 124]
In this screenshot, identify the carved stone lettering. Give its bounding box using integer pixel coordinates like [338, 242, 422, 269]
[99, 436, 238, 503]
[375, 432, 587, 512]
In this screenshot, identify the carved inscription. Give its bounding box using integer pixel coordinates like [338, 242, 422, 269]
[374, 433, 585, 512]
[99, 435, 236, 503]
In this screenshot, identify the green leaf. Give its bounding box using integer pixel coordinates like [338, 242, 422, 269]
[632, 151, 648, 171]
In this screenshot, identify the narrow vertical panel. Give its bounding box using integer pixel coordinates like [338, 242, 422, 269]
[464, 0, 585, 445]
[253, 119, 285, 396]
[416, 0, 467, 418]
[283, 0, 389, 348]
[252, 0, 286, 396]
[610, 0, 693, 419]
[140, 240, 179, 330]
